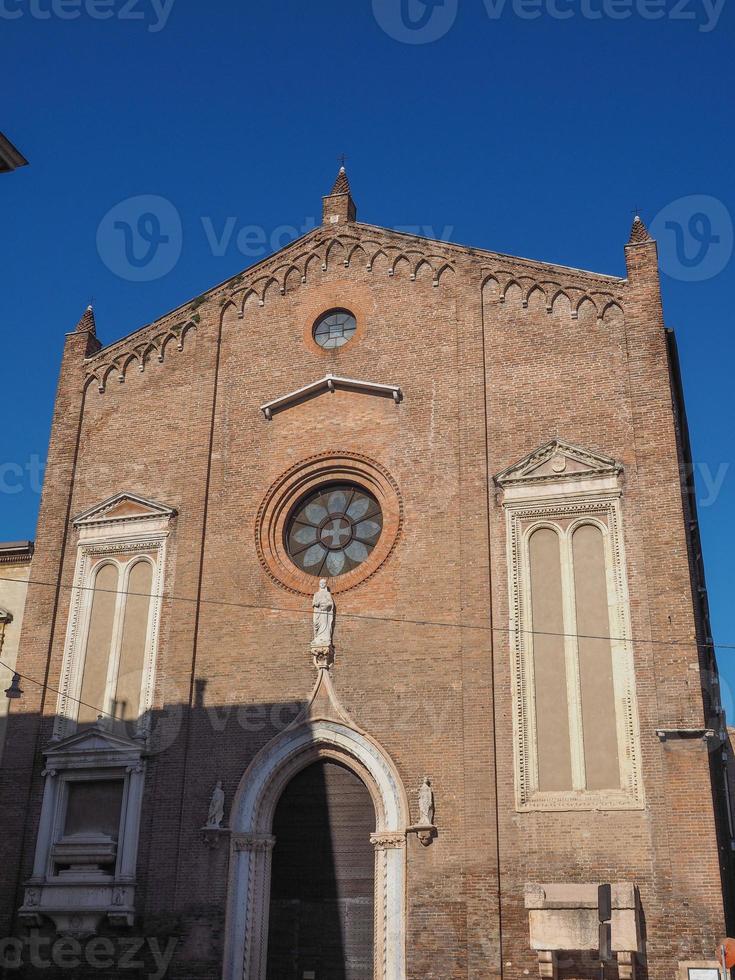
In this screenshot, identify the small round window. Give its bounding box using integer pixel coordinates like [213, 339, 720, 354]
[313, 309, 357, 349]
[286, 483, 383, 578]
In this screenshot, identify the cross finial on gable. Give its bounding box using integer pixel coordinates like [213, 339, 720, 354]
[628, 212, 653, 245]
[323, 160, 357, 225]
[74, 304, 96, 335]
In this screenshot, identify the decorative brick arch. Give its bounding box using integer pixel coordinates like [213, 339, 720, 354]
[222, 710, 409, 980]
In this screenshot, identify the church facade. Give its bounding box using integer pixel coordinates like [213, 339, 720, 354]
[0, 169, 731, 979]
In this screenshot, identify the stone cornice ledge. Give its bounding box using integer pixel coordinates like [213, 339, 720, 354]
[655, 727, 716, 742]
[260, 374, 403, 420]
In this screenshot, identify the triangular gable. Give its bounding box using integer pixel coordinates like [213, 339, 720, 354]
[44, 721, 144, 766]
[73, 492, 176, 529]
[495, 439, 622, 488]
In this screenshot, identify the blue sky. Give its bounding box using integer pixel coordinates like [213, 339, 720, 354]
[2, 0, 733, 702]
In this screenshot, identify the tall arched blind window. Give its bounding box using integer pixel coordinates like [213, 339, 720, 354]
[116, 561, 153, 724]
[529, 528, 572, 792]
[572, 524, 620, 791]
[78, 563, 118, 727]
[77, 559, 154, 729]
[497, 441, 642, 812]
[528, 522, 624, 796]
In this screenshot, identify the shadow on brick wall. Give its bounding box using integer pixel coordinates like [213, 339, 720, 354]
[0, 692, 381, 980]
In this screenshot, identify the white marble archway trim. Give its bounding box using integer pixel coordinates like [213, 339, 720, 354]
[223, 720, 409, 980]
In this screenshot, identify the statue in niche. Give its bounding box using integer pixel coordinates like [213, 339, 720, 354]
[206, 780, 225, 829]
[418, 777, 435, 826]
[312, 578, 335, 647]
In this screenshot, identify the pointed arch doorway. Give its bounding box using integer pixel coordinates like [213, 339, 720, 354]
[266, 759, 375, 979]
[222, 713, 408, 980]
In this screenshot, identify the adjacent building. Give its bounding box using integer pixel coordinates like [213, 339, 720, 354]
[0, 542, 33, 764]
[0, 132, 28, 173]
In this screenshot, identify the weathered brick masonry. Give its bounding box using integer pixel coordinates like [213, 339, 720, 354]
[0, 170, 730, 979]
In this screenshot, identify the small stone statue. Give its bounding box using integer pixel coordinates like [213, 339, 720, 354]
[418, 777, 434, 826]
[206, 779, 225, 829]
[312, 578, 335, 648]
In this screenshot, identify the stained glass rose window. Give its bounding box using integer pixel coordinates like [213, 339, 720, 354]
[286, 483, 383, 578]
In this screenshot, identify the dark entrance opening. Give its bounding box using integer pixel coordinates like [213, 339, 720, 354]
[266, 759, 375, 980]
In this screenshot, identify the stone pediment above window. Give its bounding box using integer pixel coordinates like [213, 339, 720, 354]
[73, 492, 176, 542]
[74, 492, 176, 529]
[22, 720, 146, 935]
[495, 439, 623, 504]
[44, 721, 145, 769]
[260, 374, 402, 420]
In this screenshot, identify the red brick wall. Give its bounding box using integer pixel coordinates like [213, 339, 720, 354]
[1, 216, 727, 979]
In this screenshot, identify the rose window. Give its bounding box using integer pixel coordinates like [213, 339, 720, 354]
[312, 309, 357, 349]
[286, 483, 383, 577]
